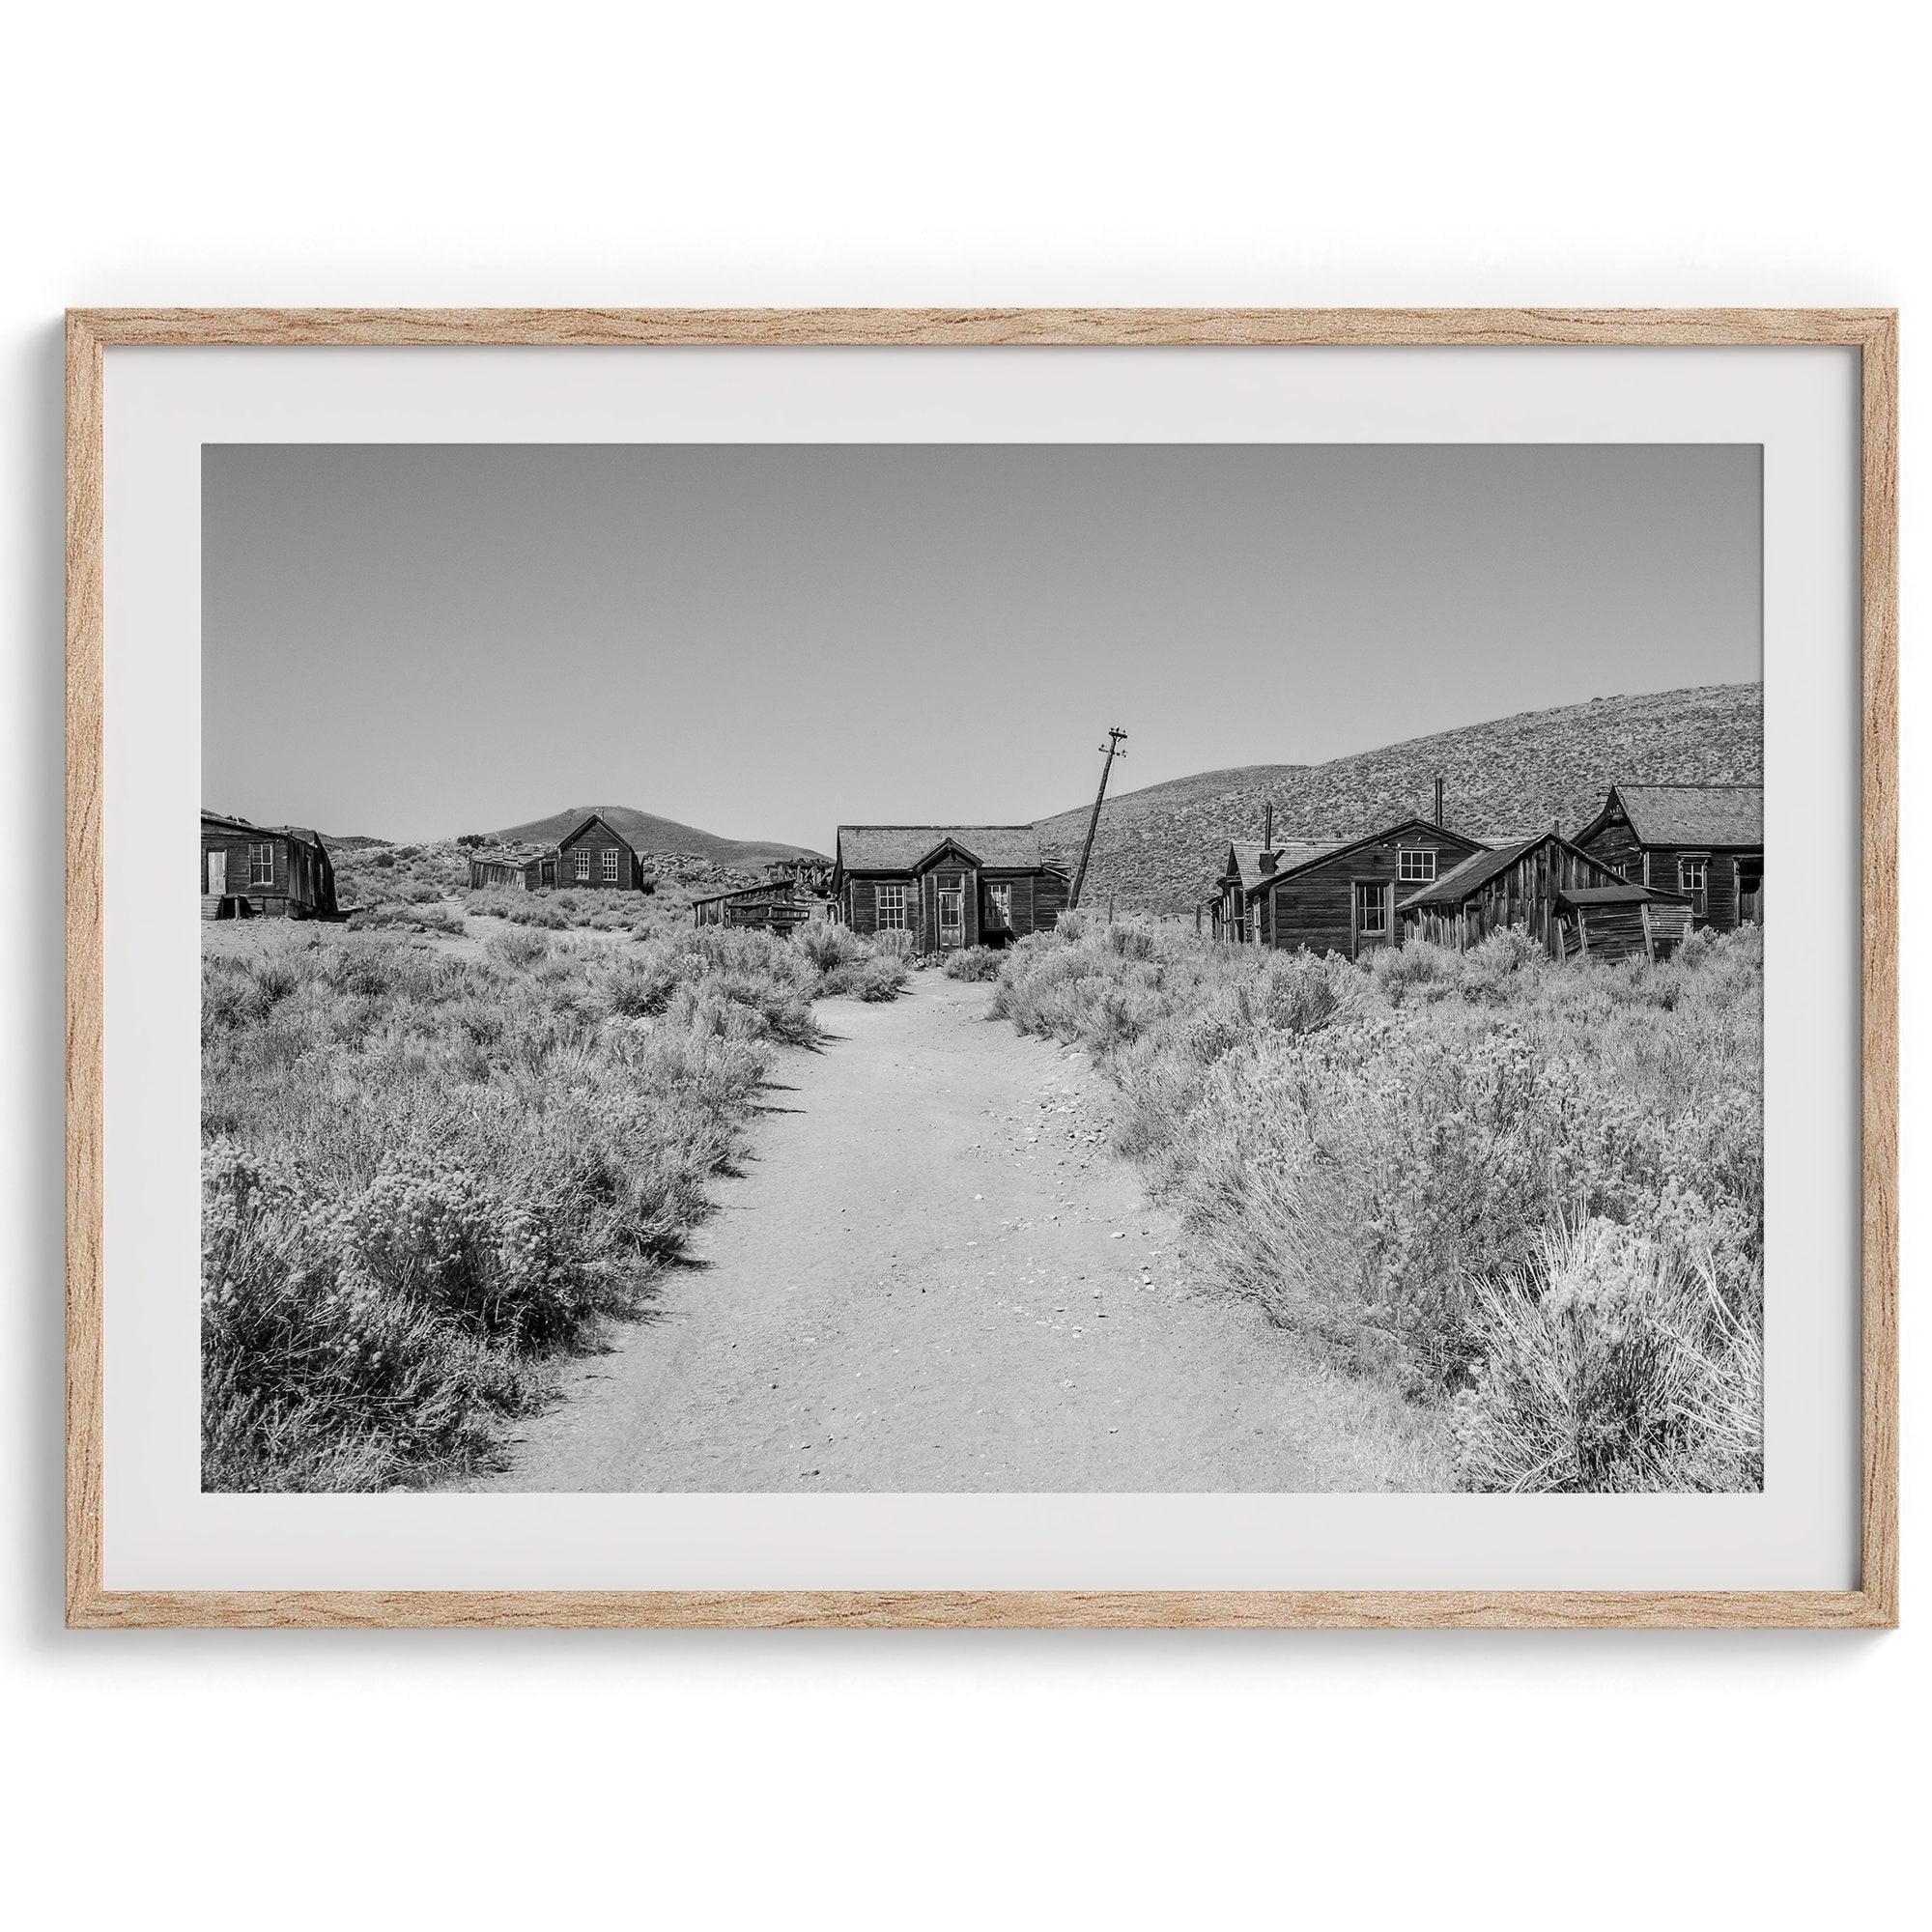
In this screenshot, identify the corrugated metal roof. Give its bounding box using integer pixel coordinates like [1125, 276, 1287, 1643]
[1613, 783, 1763, 846]
[836, 825, 1047, 871]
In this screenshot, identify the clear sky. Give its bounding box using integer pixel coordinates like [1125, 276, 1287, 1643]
[203, 443, 1761, 849]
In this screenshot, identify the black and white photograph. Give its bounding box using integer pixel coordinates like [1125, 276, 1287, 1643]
[200, 440, 1765, 1497]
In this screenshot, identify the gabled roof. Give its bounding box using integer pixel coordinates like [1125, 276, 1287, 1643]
[1399, 835, 1542, 909]
[835, 825, 1048, 873]
[201, 810, 328, 854]
[1246, 816, 1488, 901]
[555, 810, 640, 857]
[1222, 838, 1347, 895]
[1582, 782, 1763, 848]
[1399, 831, 1629, 911]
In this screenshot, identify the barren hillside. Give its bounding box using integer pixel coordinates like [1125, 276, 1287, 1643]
[1036, 682, 1763, 914]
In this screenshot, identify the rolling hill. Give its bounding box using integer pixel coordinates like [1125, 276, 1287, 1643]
[488, 805, 827, 869]
[1036, 682, 1763, 915]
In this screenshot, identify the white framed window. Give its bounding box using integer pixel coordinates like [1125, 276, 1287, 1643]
[248, 841, 274, 886]
[573, 847, 591, 882]
[875, 883, 907, 930]
[601, 846, 620, 884]
[986, 882, 1012, 926]
[1396, 848, 1436, 883]
[1678, 856, 1708, 915]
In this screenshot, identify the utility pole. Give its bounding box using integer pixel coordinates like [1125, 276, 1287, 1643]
[1067, 726, 1127, 912]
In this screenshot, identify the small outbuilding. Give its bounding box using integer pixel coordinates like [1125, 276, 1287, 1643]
[467, 851, 556, 892]
[691, 879, 825, 935]
[831, 825, 1068, 951]
[200, 810, 339, 920]
[1572, 782, 1762, 929]
[555, 811, 649, 891]
[1398, 830, 1693, 962]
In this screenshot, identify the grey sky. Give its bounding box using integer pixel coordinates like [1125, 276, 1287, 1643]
[203, 443, 1760, 849]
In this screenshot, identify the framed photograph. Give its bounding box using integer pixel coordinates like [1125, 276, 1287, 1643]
[66, 308, 1896, 1629]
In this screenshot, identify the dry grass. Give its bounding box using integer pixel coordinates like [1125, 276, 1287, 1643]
[202, 918, 906, 1491]
[993, 916, 1763, 1492]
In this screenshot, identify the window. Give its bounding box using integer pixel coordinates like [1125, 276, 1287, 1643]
[1678, 856, 1708, 917]
[875, 883, 907, 930]
[1354, 881, 1389, 935]
[574, 847, 591, 882]
[248, 841, 274, 886]
[1396, 848, 1436, 883]
[986, 882, 1013, 927]
[601, 846, 620, 884]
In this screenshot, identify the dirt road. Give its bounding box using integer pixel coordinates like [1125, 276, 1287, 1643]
[481, 976, 1382, 1492]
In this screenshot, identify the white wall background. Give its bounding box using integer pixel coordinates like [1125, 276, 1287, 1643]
[2, 4, 1920, 1925]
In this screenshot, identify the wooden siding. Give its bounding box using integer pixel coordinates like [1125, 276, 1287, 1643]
[840, 865, 1063, 946]
[1403, 838, 1643, 957]
[555, 820, 643, 891]
[1576, 803, 1760, 933]
[199, 827, 335, 917]
[1266, 827, 1480, 958]
[1574, 806, 1646, 882]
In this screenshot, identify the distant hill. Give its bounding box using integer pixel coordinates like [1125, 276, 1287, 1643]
[1036, 682, 1763, 915]
[488, 805, 827, 869]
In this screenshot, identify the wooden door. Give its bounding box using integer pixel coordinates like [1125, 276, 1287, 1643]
[206, 849, 226, 895]
[937, 875, 965, 951]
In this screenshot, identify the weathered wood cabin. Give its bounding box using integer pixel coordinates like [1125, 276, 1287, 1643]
[1216, 814, 1490, 957]
[467, 850, 557, 891]
[1398, 830, 1693, 962]
[691, 879, 825, 935]
[200, 810, 339, 919]
[555, 811, 648, 891]
[831, 826, 1068, 951]
[1572, 782, 1763, 929]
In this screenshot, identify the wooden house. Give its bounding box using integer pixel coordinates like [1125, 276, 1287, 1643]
[831, 825, 1068, 951]
[1219, 816, 1490, 957]
[555, 811, 648, 891]
[1398, 830, 1693, 962]
[467, 851, 556, 892]
[200, 810, 339, 920]
[691, 879, 825, 935]
[1572, 783, 1763, 929]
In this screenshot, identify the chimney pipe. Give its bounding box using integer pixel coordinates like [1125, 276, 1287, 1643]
[1262, 801, 1274, 850]
[1434, 776, 1445, 827]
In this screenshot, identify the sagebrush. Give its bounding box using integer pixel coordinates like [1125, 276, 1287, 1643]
[992, 916, 1763, 1492]
[203, 919, 905, 1490]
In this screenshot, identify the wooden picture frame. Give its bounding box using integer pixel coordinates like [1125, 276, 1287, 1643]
[65, 307, 1898, 1630]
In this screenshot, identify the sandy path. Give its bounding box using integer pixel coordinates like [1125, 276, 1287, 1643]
[479, 976, 1366, 1492]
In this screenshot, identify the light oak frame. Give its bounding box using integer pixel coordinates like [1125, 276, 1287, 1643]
[65, 308, 1899, 1630]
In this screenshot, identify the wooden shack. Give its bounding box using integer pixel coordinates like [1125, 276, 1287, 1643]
[467, 851, 556, 892]
[831, 825, 1067, 952]
[691, 879, 824, 935]
[1398, 830, 1693, 961]
[555, 811, 648, 891]
[1225, 817, 1490, 957]
[200, 810, 339, 920]
[1572, 782, 1763, 930]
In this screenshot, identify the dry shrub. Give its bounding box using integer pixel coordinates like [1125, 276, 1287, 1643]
[201, 918, 832, 1490]
[1452, 1219, 1762, 1492]
[993, 918, 1762, 1492]
[942, 946, 1004, 981]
